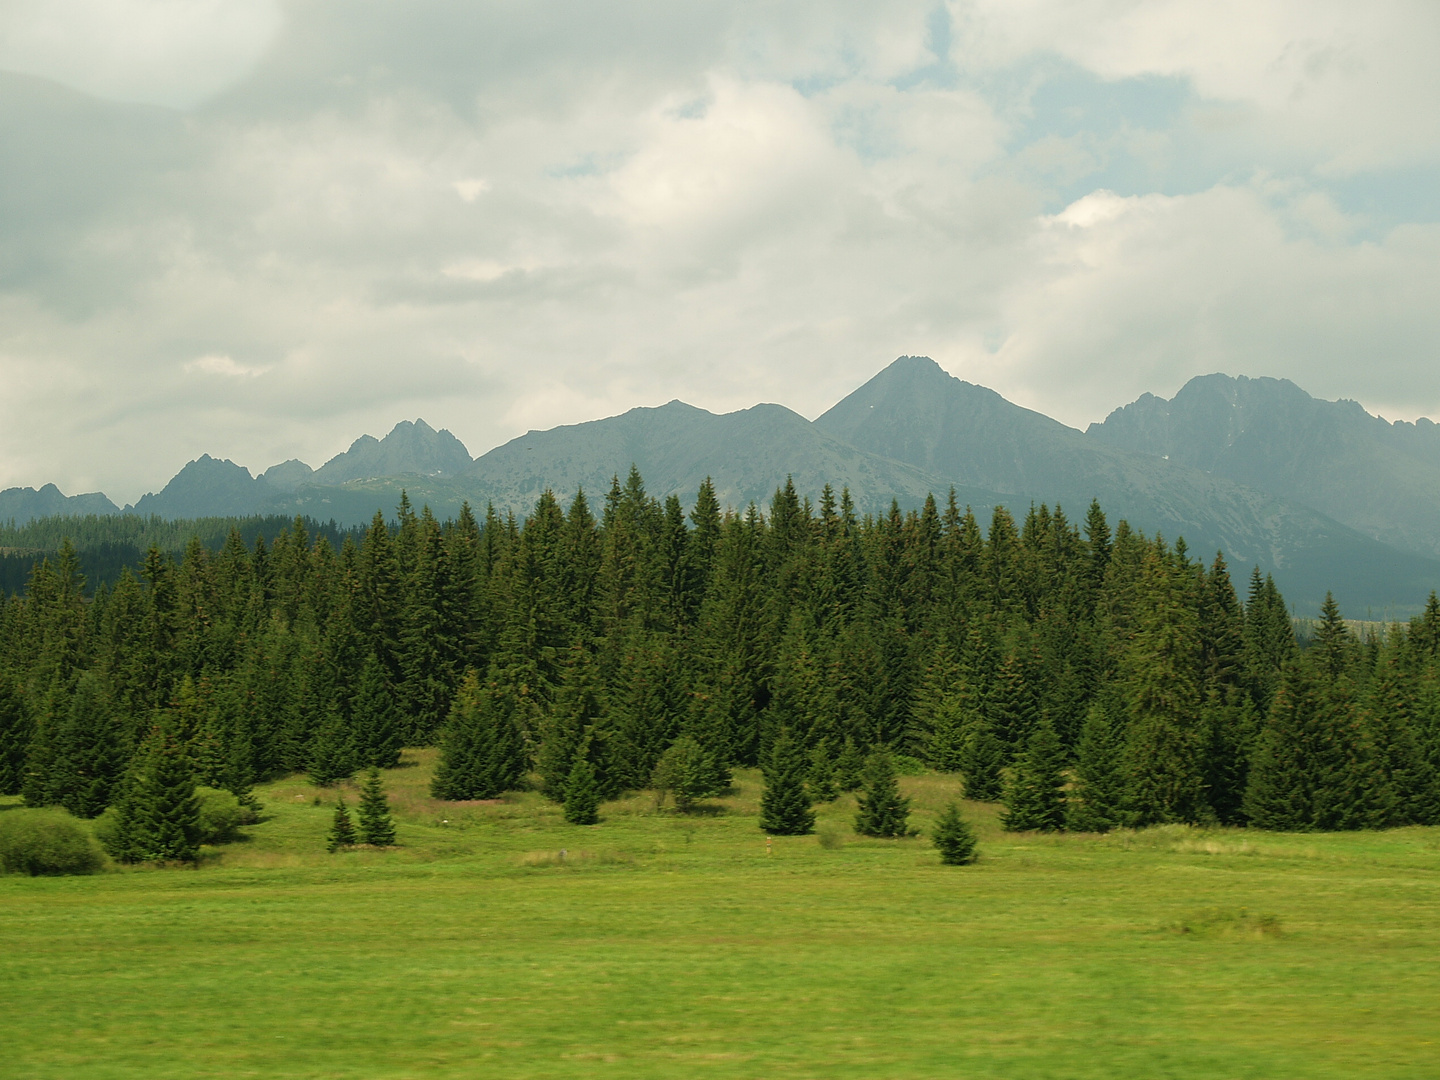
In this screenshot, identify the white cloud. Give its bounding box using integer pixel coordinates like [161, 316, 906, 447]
[0, 0, 283, 109]
[0, 0, 1438, 502]
[956, 0, 1440, 173]
[184, 354, 268, 378]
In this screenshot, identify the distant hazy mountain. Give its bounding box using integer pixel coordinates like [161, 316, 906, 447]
[259, 459, 315, 492]
[0, 483, 119, 525]
[458, 399, 1002, 515]
[311, 419, 472, 485]
[129, 456, 272, 519]
[10, 359, 1440, 615]
[1087, 374, 1440, 562]
[118, 421, 475, 521]
[815, 357, 1440, 615]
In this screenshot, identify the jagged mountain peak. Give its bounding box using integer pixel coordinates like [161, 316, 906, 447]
[313, 417, 473, 484]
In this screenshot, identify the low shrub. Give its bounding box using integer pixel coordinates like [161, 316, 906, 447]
[891, 755, 927, 777]
[196, 787, 251, 845]
[0, 809, 107, 876]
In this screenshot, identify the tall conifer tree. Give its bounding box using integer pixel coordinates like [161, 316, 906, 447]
[1001, 714, 1066, 831]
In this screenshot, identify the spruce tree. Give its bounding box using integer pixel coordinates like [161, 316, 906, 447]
[807, 740, 839, 802]
[351, 652, 403, 769]
[758, 729, 815, 835]
[932, 801, 978, 865]
[854, 750, 912, 837]
[538, 645, 606, 801]
[1364, 635, 1438, 826]
[308, 708, 356, 786]
[961, 716, 1007, 802]
[432, 668, 528, 800]
[1001, 715, 1066, 832]
[109, 720, 201, 864]
[1121, 551, 1209, 826]
[833, 736, 866, 792]
[327, 793, 356, 852]
[356, 767, 396, 846]
[0, 677, 32, 797]
[563, 755, 601, 825]
[1066, 704, 1125, 832]
[36, 672, 126, 818]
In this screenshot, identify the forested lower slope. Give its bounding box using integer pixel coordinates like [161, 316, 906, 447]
[2, 471, 1437, 838]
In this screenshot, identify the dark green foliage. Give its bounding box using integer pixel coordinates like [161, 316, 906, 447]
[308, 708, 356, 786]
[1066, 704, 1126, 832]
[932, 802, 978, 865]
[1244, 663, 1392, 831]
[107, 721, 201, 864]
[1001, 715, 1066, 832]
[327, 793, 356, 852]
[562, 756, 601, 825]
[351, 653, 404, 770]
[432, 668, 529, 800]
[26, 672, 126, 818]
[538, 645, 606, 801]
[0, 677, 31, 796]
[1121, 551, 1209, 826]
[806, 741, 839, 802]
[833, 737, 866, 793]
[759, 729, 815, 835]
[650, 735, 728, 812]
[357, 768, 396, 846]
[0, 809, 106, 876]
[0, 474, 1427, 846]
[854, 750, 913, 838]
[961, 719, 1007, 802]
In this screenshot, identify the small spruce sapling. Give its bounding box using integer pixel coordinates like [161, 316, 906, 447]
[563, 756, 601, 825]
[932, 801, 978, 865]
[327, 793, 356, 852]
[854, 750, 913, 837]
[356, 767, 396, 846]
[759, 729, 815, 835]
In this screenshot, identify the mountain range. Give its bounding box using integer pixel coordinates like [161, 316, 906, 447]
[3, 358, 1439, 617]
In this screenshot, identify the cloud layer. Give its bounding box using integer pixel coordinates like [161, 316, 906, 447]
[1, 0, 1438, 502]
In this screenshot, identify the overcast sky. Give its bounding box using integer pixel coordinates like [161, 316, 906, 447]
[3, 0, 1439, 503]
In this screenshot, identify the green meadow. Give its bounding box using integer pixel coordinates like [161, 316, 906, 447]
[3, 754, 1439, 1079]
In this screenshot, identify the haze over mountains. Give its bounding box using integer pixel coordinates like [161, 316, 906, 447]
[4, 358, 1440, 616]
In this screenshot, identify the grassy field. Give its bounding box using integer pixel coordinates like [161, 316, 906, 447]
[3, 754, 1440, 1079]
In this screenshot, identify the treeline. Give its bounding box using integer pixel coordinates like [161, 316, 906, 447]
[1, 470, 1438, 835]
[0, 513, 364, 596]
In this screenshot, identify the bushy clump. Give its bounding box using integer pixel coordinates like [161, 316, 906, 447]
[650, 736, 729, 812]
[195, 787, 256, 845]
[0, 809, 106, 876]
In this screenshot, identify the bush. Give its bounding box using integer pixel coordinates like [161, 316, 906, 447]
[195, 787, 252, 845]
[0, 809, 107, 876]
[891, 754, 928, 777]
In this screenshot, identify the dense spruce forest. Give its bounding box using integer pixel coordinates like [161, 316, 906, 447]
[0, 513, 364, 597]
[2, 468, 1438, 850]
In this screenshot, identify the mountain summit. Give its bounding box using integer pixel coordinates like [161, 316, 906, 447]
[1088, 374, 1440, 560]
[312, 419, 473, 484]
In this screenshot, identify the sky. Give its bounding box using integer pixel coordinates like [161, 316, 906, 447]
[2, 0, 1440, 504]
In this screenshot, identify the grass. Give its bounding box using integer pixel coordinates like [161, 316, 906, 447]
[3, 752, 1439, 1078]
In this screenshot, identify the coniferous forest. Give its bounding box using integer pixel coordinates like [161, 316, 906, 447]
[3, 468, 1439, 842]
